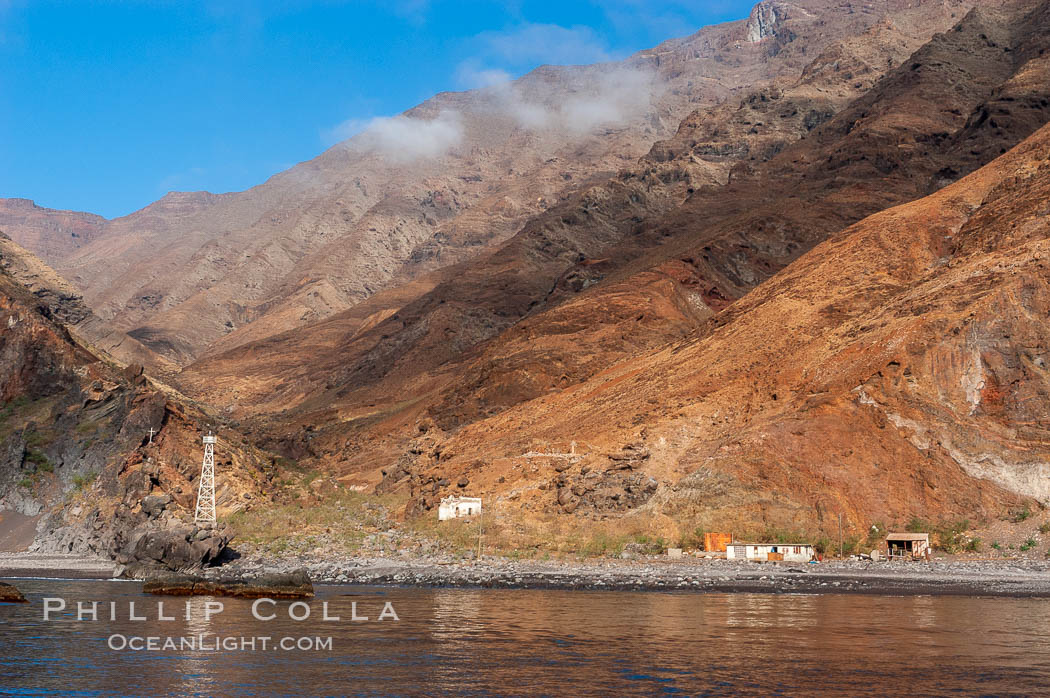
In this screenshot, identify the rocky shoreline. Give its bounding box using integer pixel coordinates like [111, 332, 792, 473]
[4, 551, 1050, 597]
[0, 581, 27, 602]
[202, 554, 1050, 597]
[0, 553, 118, 579]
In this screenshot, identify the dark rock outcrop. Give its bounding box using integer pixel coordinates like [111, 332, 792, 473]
[140, 494, 172, 518]
[115, 524, 232, 572]
[1, 238, 269, 571]
[143, 568, 314, 598]
[555, 468, 659, 513]
[0, 582, 27, 603]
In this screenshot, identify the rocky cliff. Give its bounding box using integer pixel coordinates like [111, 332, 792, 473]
[0, 199, 107, 266]
[0, 235, 272, 570]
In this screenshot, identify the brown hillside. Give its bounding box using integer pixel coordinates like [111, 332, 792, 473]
[396, 120, 1050, 538]
[179, 0, 1050, 484]
[181, 0, 991, 425]
[0, 199, 107, 265]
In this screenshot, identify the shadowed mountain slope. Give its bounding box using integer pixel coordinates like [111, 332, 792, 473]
[393, 119, 1050, 536]
[0, 234, 176, 374]
[179, 0, 1050, 479]
[180, 0, 995, 425]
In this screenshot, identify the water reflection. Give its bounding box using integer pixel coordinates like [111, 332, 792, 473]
[2, 580, 1050, 695]
[177, 595, 221, 696]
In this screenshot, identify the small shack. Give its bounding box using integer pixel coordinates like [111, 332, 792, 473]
[704, 532, 732, 553]
[727, 543, 815, 562]
[438, 496, 482, 521]
[885, 532, 930, 560]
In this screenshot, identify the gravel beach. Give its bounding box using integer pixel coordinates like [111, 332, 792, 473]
[5, 550, 1050, 597]
[0, 553, 119, 579]
[201, 554, 1050, 597]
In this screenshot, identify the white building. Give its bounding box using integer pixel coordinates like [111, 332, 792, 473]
[727, 543, 815, 562]
[438, 496, 482, 521]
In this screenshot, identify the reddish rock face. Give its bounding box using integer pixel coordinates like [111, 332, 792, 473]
[179, 0, 1011, 417]
[411, 121, 1050, 535]
[0, 238, 271, 568]
[0, 199, 106, 266]
[177, 0, 1050, 461]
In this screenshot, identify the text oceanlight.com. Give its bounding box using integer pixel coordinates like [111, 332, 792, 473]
[107, 635, 333, 651]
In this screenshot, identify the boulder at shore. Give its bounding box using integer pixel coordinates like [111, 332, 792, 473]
[0, 581, 27, 603]
[143, 569, 314, 599]
[114, 524, 232, 572]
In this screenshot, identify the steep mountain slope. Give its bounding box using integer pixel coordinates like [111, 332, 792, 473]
[0, 234, 176, 374]
[393, 120, 1050, 539]
[180, 0, 1049, 478]
[181, 0, 988, 421]
[0, 198, 107, 265]
[7, 0, 977, 366]
[0, 236, 271, 567]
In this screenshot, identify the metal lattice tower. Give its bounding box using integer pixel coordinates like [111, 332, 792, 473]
[194, 434, 217, 524]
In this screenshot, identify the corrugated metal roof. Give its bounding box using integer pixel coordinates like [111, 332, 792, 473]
[886, 532, 929, 541]
[733, 543, 814, 547]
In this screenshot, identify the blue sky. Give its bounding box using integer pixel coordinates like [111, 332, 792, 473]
[0, 1, 755, 219]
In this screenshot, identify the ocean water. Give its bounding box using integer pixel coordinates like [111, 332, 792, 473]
[2, 579, 1049, 695]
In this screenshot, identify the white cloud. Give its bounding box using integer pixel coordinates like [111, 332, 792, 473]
[325, 18, 664, 158]
[455, 63, 513, 90]
[462, 64, 659, 134]
[559, 66, 656, 133]
[452, 19, 659, 135]
[328, 110, 465, 162]
[324, 117, 370, 145]
[475, 23, 612, 68]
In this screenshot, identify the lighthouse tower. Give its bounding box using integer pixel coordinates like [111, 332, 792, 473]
[194, 434, 217, 524]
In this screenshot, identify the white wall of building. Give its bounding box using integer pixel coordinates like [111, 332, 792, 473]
[438, 497, 482, 521]
[727, 544, 814, 562]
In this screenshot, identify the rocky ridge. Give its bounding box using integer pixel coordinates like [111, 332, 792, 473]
[0, 199, 106, 266]
[180, 0, 991, 426]
[0, 237, 272, 570]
